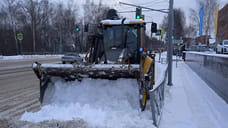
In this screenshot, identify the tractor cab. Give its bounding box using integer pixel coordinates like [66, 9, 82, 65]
[88, 19, 146, 64]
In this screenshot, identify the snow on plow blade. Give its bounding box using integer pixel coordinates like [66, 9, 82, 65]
[32, 62, 140, 103]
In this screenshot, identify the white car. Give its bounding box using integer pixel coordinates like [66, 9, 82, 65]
[216, 40, 228, 54]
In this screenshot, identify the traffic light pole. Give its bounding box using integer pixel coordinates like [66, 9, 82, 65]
[168, 0, 174, 85]
[119, 2, 169, 14]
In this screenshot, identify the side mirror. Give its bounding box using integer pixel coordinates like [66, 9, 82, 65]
[151, 22, 157, 33]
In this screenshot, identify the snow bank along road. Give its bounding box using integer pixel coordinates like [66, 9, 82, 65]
[0, 57, 61, 123]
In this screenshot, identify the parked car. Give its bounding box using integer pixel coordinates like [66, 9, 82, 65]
[216, 40, 228, 54]
[62, 53, 82, 64]
[61, 44, 83, 64]
[188, 45, 209, 52]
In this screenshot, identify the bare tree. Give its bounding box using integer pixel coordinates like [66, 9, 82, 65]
[23, 0, 40, 52]
[173, 8, 186, 39]
[161, 8, 186, 40]
[0, 0, 96, 55]
[189, 0, 219, 36]
[37, 0, 54, 52]
[83, 0, 110, 25]
[0, 9, 9, 55]
[184, 23, 197, 38]
[4, 0, 20, 54]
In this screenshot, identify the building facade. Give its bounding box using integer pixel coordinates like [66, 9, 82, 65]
[217, 4, 228, 42]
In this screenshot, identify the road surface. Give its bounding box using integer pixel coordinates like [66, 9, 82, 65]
[0, 57, 61, 119]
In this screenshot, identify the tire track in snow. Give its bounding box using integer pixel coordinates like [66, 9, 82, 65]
[0, 98, 39, 118]
[0, 90, 39, 113]
[7, 101, 40, 119]
[0, 85, 38, 102]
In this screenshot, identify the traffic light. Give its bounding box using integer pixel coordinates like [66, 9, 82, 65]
[136, 8, 142, 19]
[140, 15, 144, 20]
[76, 26, 80, 32]
[172, 36, 174, 40]
[151, 22, 157, 33]
[84, 24, 89, 32]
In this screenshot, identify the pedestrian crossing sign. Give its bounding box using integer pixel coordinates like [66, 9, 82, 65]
[155, 28, 163, 37]
[17, 33, 23, 41]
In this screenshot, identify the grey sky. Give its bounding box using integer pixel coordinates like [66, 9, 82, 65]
[65, 0, 227, 23]
[49, 0, 227, 37]
[63, 0, 227, 37]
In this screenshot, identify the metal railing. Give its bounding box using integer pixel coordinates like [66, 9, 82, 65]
[150, 66, 168, 127]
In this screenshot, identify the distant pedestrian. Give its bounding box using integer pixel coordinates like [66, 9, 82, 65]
[181, 44, 186, 61]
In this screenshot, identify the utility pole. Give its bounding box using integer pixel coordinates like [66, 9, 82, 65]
[168, 0, 174, 85]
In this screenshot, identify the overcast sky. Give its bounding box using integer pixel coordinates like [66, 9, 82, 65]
[62, 0, 227, 25]
[60, 0, 226, 37]
[1, 0, 226, 36]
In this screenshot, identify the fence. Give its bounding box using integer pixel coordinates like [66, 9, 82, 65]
[149, 66, 168, 127]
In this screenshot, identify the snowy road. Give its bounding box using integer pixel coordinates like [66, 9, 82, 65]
[0, 56, 61, 70]
[0, 57, 61, 120]
[160, 61, 228, 128]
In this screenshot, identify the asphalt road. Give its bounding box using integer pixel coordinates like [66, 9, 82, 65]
[0, 57, 61, 119]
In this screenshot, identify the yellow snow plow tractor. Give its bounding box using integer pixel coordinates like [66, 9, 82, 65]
[32, 13, 156, 111]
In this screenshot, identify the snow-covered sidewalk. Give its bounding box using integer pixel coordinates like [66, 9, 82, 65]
[160, 61, 228, 128]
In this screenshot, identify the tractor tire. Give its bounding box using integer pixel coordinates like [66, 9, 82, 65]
[139, 81, 147, 111]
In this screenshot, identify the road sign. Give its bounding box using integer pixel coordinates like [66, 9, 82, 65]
[155, 28, 163, 36]
[17, 33, 23, 41]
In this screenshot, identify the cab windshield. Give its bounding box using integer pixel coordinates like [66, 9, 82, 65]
[103, 25, 139, 63]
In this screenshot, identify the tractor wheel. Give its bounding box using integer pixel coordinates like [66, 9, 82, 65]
[139, 81, 147, 111]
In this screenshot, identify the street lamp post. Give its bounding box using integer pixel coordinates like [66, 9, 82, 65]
[168, 0, 174, 85]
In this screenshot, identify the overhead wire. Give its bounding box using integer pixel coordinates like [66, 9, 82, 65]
[116, 0, 169, 23]
[134, 0, 169, 6]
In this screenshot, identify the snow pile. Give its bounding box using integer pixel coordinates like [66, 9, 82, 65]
[154, 52, 168, 89]
[1, 55, 63, 60]
[154, 63, 167, 89]
[185, 51, 228, 58]
[21, 78, 154, 128]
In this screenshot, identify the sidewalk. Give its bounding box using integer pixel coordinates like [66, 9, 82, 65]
[160, 61, 228, 128]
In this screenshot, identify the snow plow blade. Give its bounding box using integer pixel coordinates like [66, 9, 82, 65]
[32, 62, 140, 103]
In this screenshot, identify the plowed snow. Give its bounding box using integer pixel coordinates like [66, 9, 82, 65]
[21, 78, 154, 128]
